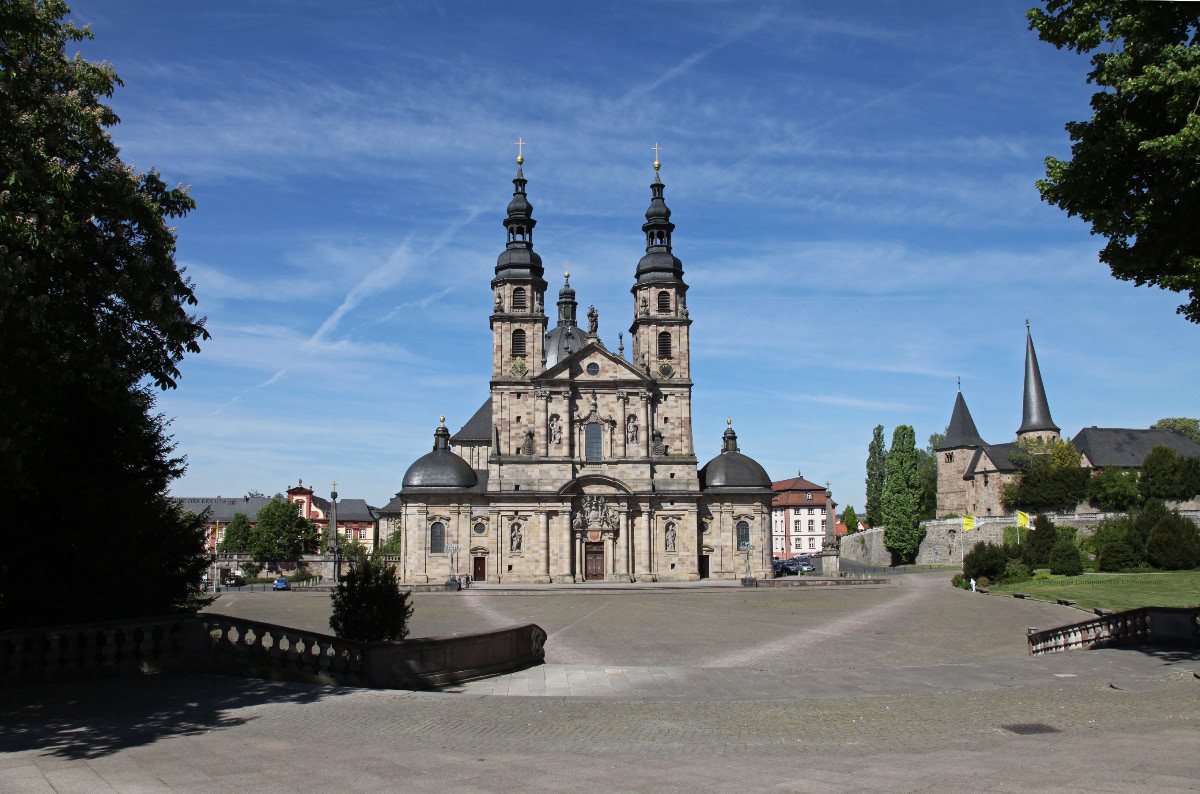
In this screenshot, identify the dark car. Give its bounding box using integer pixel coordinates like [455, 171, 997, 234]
[774, 559, 800, 575]
[272, 576, 290, 591]
[221, 574, 244, 587]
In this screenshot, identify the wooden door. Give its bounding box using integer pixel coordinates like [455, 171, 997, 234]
[473, 556, 486, 581]
[698, 555, 710, 579]
[584, 542, 604, 580]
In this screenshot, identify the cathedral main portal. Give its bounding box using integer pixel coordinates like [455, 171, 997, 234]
[584, 542, 604, 580]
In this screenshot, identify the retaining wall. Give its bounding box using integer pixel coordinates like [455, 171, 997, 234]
[838, 528, 891, 566]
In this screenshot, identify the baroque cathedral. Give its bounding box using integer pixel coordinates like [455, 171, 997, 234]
[378, 154, 775, 583]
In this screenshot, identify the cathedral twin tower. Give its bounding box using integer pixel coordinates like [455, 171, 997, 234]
[379, 156, 776, 585]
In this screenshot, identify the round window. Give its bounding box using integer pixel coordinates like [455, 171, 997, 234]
[586, 362, 600, 375]
[473, 522, 486, 535]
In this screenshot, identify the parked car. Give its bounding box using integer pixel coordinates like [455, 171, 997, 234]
[222, 574, 245, 587]
[774, 558, 800, 575]
[797, 561, 815, 573]
[272, 576, 290, 590]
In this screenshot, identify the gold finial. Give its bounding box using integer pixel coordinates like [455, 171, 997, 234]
[564, 260, 570, 280]
[515, 137, 525, 165]
[652, 142, 662, 172]
[439, 414, 445, 426]
[727, 417, 732, 426]
[332, 481, 337, 490]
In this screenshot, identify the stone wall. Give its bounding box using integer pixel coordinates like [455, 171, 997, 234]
[838, 528, 891, 566]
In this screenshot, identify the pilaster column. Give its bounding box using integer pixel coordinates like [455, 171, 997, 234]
[617, 390, 628, 459]
[635, 504, 653, 580]
[535, 390, 550, 457]
[575, 533, 584, 581]
[641, 390, 652, 458]
[615, 504, 631, 582]
[414, 507, 429, 584]
[562, 389, 574, 459]
[607, 534, 616, 580]
[538, 511, 551, 583]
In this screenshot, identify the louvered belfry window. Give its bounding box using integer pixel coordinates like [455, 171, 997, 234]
[658, 290, 670, 313]
[512, 287, 526, 310]
[512, 329, 526, 357]
[658, 331, 671, 359]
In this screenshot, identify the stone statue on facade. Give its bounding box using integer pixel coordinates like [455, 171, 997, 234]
[587, 305, 598, 335]
[665, 523, 677, 552]
[639, 295, 648, 316]
[549, 415, 562, 445]
[534, 291, 543, 313]
[510, 523, 522, 552]
[495, 290, 503, 312]
[572, 495, 617, 531]
[626, 414, 638, 444]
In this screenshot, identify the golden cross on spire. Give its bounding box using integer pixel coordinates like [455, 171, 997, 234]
[515, 137, 525, 165]
[652, 142, 662, 172]
[564, 260, 570, 279]
[332, 481, 337, 491]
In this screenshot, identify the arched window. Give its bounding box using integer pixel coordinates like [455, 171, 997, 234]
[585, 422, 602, 462]
[736, 520, 750, 549]
[657, 290, 671, 313]
[430, 522, 445, 554]
[658, 331, 671, 359]
[511, 329, 526, 357]
[512, 287, 526, 311]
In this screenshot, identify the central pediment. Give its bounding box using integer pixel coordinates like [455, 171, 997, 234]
[537, 339, 651, 384]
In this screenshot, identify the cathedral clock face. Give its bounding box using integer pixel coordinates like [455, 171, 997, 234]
[658, 361, 675, 379]
[510, 357, 528, 378]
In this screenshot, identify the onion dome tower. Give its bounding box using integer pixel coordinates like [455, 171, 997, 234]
[629, 145, 691, 383]
[402, 417, 479, 490]
[544, 269, 582, 368]
[1016, 321, 1060, 442]
[491, 142, 548, 380]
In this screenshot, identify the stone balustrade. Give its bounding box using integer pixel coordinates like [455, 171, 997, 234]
[1, 614, 546, 689]
[1027, 606, 1200, 655]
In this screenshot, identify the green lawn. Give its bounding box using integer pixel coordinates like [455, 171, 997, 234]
[989, 570, 1200, 612]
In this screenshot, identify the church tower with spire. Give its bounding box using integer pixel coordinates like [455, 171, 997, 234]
[628, 153, 695, 458]
[935, 385, 988, 517]
[1016, 321, 1060, 443]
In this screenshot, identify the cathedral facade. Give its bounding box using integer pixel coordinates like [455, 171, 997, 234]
[378, 158, 775, 584]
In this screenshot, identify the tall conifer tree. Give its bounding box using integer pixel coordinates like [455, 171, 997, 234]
[882, 425, 925, 563]
[864, 425, 888, 528]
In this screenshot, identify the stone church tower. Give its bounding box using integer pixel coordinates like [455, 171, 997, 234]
[380, 155, 775, 584]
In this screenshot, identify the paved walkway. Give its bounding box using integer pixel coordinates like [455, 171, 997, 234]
[2, 570, 1198, 793]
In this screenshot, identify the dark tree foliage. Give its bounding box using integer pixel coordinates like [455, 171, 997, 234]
[963, 542, 1010, 583]
[1049, 536, 1084, 576]
[1138, 444, 1200, 501]
[1022, 514, 1058, 567]
[218, 512, 252, 553]
[843, 505, 859, 534]
[1098, 541, 1138, 572]
[249, 499, 320, 563]
[917, 430, 945, 521]
[1027, 1, 1200, 322]
[0, 1, 208, 629]
[1151, 418, 1200, 444]
[329, 548, 413, 642]
[1127, 499, 1171, 562]
[1145, 511, 1200, 571]
[864, 425, 887, 528]
[1002, 456, 1089, 511]
[882, 425, 925, 563]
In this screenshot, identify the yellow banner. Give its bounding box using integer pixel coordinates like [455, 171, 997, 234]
[1017, 510, 1030, 528]
[962, 517, 975, 531]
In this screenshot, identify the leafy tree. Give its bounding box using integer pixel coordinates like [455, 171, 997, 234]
[1151, 418, 1200, 445]
[1086, 466, 1142, 511]
[1139, 444, 1200, 500]
[882, 425, 925, 563]
[1127, 499, 1171, 562]
[1144, 510, 1200, 570]
[917, 429, 945, 521]
[864, 425, 888, 528]
[1027, 2, 1200, 322]
[249, 499, 319, 563]
[842, 505, 859, 534]
[329, 547, 413, 642]
[218, 512, 252, 553]
[377, 530, 404, 554]
[963, 541, 1009, 583]
[1003, 437, 1088, 511]
[1082, 514, 1130, 558]
[0, 0, 209, 629]
[1049, 535, 1084, 576]
[1098, 541, 1138, 572]
[1023, 514, 1058, 567]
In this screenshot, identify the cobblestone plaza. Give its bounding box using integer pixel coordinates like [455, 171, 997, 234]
[2, 572, 1198, 792]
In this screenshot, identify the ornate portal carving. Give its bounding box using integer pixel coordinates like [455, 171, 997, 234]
[572, 495, 618, 531]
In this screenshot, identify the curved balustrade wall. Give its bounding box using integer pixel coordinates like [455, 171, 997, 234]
[1028, 606, 1200, 655]
[0, 614, 546, 689]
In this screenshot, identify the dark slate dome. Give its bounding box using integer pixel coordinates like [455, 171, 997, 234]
[699, 422, 772, 489]
[402, 422, 478, 489]
[635, 171, 685, 285]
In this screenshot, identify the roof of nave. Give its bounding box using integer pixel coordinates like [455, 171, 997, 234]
[962, 442, 1021, 479]
[172, 496, 272, 523]
[1072, 427, 1200, 468]
[451, 398, 493, 445]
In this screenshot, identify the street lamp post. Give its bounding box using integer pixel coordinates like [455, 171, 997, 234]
[739, 540, 756, 586]
[329, 483, 340, 583]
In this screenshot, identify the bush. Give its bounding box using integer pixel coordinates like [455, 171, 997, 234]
[951, 573, 966, 589]
[1098, 541, 1138, 572]
[1145, 512, 1200, 571]
[1002, 526, 1028, 547]
[330, 549, 413, 642]
[1049, 536, 1084, 576]
[963, 542, 1009, 582]
[1086, 466, 1143, 511]
[1001, 558, 1032, 584]
[1083, 515, 1131, 558]
[1022, 514, 1058, 567]
[976, 576, 991, 589]
[1127, 500, 1171, 561]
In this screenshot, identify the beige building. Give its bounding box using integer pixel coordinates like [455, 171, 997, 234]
[379, 159, 775, 584]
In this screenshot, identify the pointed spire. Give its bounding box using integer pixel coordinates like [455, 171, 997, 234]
[1017, 323, 1059, 436]
[938, 391, 987, 450]
[634, 148, 685, 286]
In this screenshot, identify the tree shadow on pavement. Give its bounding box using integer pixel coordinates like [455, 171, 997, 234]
[1114, 645, 1200, 666]
[0, 672, 346, 760]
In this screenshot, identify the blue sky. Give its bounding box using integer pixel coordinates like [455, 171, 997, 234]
[73, 0, 1198, 512]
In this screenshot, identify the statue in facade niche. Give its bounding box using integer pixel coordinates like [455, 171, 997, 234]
[640, 295, 648, 316]
[587, 305, 598, 334]
[510, 523, 522, 552]
[495, 290, 504, 312]
[665, 523, 677, 552]
[626, 414, 638, 444]
[534, 292, 543, 312]
[549, 415, 562, 445]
